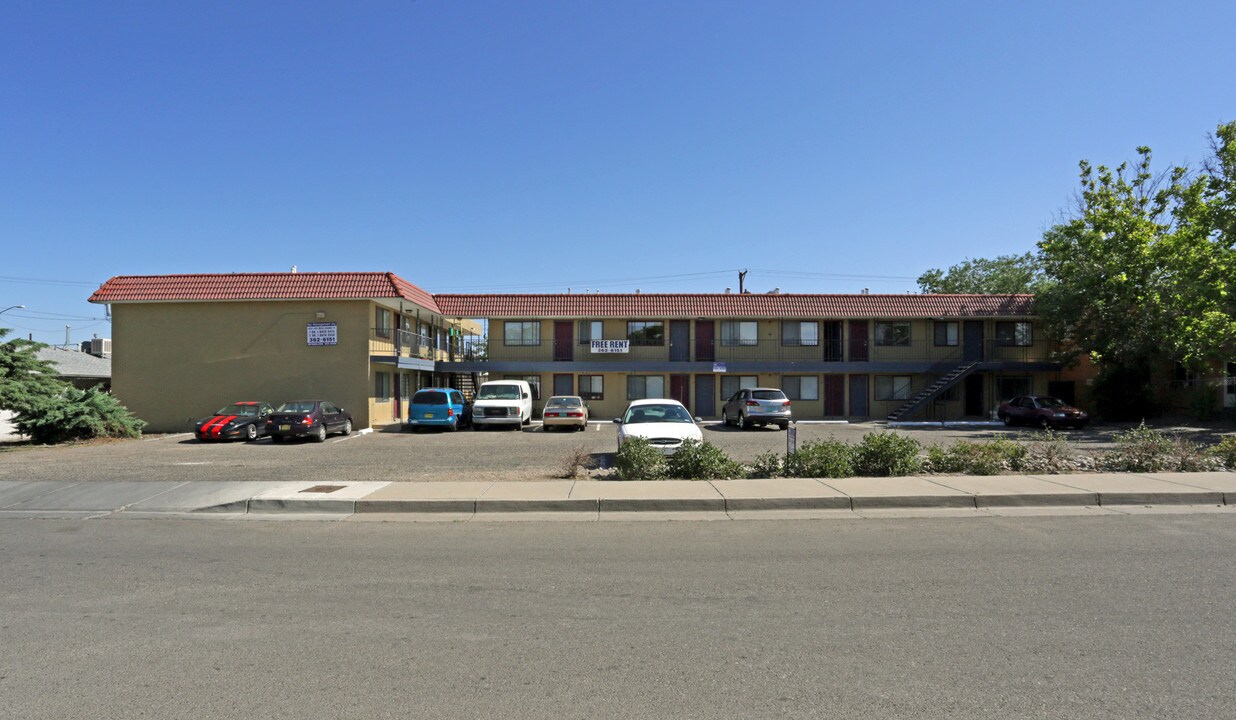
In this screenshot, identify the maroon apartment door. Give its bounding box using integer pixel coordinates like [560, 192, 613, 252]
[849, 320, 869, 362]
[554, 321, 573, 361]
[670, 374, 690, 410]
[695, 321, 715, 362]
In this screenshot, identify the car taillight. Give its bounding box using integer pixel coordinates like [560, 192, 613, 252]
[545, 412, 558, 417]
[783, 401, 791, 407]
[447, 408, 455, 417]
[301, 416, 313, 425]
[746, 400, 760, 406]
[567, 412, 583, 418]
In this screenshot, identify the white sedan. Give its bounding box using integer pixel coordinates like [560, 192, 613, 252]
[613, 398, 703, 455]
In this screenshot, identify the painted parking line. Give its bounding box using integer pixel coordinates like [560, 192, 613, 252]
[146, 432, 192, 441]
[328, 424, 370, 442]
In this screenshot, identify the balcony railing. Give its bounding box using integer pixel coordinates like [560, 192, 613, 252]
[459, 335, 1055, 365]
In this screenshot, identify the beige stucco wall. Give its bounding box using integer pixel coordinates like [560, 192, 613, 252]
[111, 300, 375, 432]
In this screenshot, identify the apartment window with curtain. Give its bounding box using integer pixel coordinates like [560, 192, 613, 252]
[374, 371, 392, 401]
[626, 375, 666, 400]
[874, 322, 911, 346]
[720, 375, 759, 398]
[782, 321, 819, 346]
[782, 376, 819, 400]
[578, 320, 604, 345]
[626, 321, 664, 346]
[933, 321, 959, 347]
[874, 375, 912, 401]
[995, 322, 1033, 347]
[578, 375, 604, 400]
[503, 321, 541, 346]
[375, 307, 392, 339]
[720, 321, 758, 346]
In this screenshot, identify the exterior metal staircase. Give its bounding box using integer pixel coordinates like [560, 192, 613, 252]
[449, 372, 484, 402]
[886, 360, 981, 421]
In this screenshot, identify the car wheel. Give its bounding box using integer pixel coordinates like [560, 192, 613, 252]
[314, 425, 327, 442]
[244, 424, 258, 441]
[447, 418, 458, 432]
[523, 416, 531, 426]
[342, 419, 352, 436]
[1000, 413, 1012, 426]
[777, 422, 789, 431]
[1037, 416, 1050, 430]
[740, 413, 751, 431]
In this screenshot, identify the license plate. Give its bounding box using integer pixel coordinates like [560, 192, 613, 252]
[423, 413, 434, 418]
[279, 424, 291, 431]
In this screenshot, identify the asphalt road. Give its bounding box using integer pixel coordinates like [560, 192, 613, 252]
[2, 513, 1233, 719]
[1, 420, 1231, 484]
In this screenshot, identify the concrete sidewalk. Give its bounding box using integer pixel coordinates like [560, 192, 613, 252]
[0, 472, 1234, 520]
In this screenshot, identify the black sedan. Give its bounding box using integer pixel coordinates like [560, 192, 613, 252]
[195, 402, 275, 442]
[266, 400, 353, 443]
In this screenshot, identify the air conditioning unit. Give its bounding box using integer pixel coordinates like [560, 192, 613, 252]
[90, 338, 112, 358]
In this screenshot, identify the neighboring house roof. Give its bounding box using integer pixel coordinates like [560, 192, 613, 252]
[432, 293, 1036, 319]
[35, 347, 111, 379]
[89, 272, 440, 314]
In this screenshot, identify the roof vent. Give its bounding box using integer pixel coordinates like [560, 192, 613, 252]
[861, 288, 870, 294]
[291, 265, 298, 273]
[635, 288, 641, 294]
[768, 287, 781, 294]
[724, 287, 731, 294]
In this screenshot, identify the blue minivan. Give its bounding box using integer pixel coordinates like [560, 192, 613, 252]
[405, 388, 471, 432]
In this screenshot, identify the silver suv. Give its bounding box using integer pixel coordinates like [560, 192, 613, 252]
[722, 388, 793, 430]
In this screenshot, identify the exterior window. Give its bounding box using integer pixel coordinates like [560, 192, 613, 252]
[721, 321, 759, 346]
[997, 376, 1032, 400]
[578, 375, 604, 400]
[627, 375, 665, 400]
[503, 321, 541, 346]
[874, 375, 912, 401]
[375, 307, 392, 339]
[374, 371, 392, 401]
[504, 374, 541, 400]
[720, 375, 759, 398]
[782, 321, 819, 346]
[874, 322, 911, 346]
[578, 320, 604, 345]
[933, 321, 959, 347]
[995, 322, 1032, 347]
[782, 376, 819, 401]
[627, 321, 664, 346]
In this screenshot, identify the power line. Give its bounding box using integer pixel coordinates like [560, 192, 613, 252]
[0, 275, 100, 287]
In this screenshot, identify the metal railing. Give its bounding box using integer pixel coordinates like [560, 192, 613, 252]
[462, 334, 1054, 365]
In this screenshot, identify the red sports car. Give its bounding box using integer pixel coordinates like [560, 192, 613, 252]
[194, 402, 275, 441]
[997, 396, 1089, 429]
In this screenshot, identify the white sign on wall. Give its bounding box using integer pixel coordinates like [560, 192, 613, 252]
[590, 340, 630, 353]
[307, 322, 338, 346]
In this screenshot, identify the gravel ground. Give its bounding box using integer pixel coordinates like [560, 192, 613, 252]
[0, 419, 1231, 483]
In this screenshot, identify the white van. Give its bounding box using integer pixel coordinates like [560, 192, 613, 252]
[472, 380, 533, 429]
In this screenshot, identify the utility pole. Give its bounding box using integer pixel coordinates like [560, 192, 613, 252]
[738, 270, 748, 294]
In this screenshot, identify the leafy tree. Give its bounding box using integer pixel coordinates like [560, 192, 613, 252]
[1036, 123, 1236, 418]
[0, 328, 145, 444]
[917, 252, 1046, 294]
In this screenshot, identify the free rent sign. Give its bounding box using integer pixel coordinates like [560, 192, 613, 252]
[590, 340, 630, 353]
[307, 322, 338, 346]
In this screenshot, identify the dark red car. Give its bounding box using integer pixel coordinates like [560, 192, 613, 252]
[997, 396, 1089, 429]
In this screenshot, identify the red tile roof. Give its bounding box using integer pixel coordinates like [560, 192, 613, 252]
[90, 273, 440, 313]
[432, 293, 1035, 319]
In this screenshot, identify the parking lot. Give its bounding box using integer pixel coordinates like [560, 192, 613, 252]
[1, 419, 1232, 484]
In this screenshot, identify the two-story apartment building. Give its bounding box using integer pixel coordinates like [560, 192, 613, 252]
[433, 292, 1081, 421]
[89, 272, 473, 432]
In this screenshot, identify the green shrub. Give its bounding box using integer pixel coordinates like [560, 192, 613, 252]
[926, 439, 1026, 475]
[614, 437, 667, 480]
[1022, 429, 1082, 474]
[1210, 436, 1236, 470]
[666, 439, 743, 480]
[1100, 422, 1175, 472]
[854, 431, 922, 476]
[15, 386, 146, 445]
[748, 450, 784, 478]
[784, 439, 854, 478]
[1173, 437, 1216, 472]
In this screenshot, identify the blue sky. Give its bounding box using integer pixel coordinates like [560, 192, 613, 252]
[3, 0, 1234, 344]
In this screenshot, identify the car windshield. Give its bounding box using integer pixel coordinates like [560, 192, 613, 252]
[477, 385, 521, 400]
[546, 397, 582, 408]
[276, 401, 317, 413]
[624, 404, 694, 424]
[751, 390, 786, 401]
[1037, 397, 1067, 408]
[412, 391, 448, 405]
[216, 404, 260, 416]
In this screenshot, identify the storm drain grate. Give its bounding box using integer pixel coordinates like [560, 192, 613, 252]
[301, 485, 346, 494]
